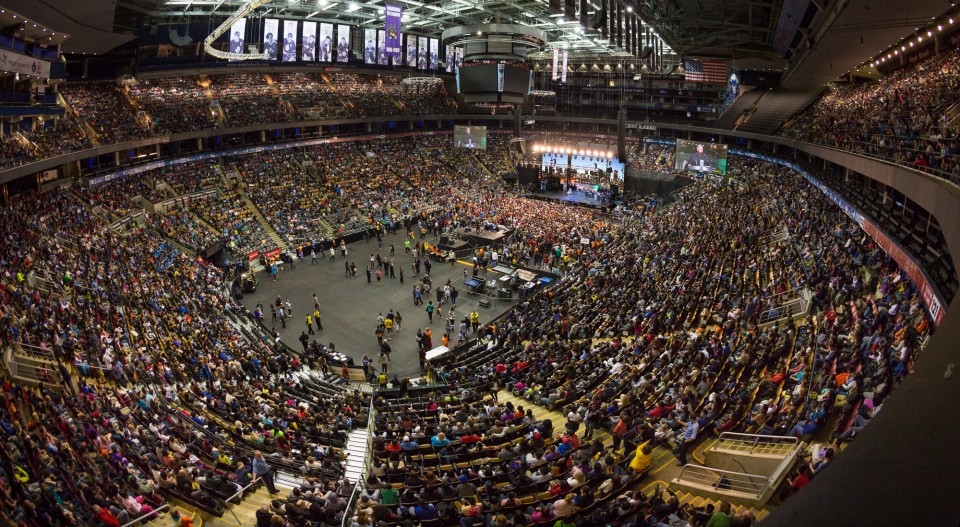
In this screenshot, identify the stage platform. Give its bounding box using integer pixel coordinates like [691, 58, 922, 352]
[443, 226, 514, 248]
[527, 190, 613, 209]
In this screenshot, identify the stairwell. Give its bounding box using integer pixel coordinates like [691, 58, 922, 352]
[736, 87, 824, 135]
[199, 75, 227, 128]
[640, 479, 771, 522]
[713, 87, 770, 130]
[319, 73, 355, 116]
[343, 427, 371, 486]
[230, 164, 290, 251]
[58, 92, 102, 146]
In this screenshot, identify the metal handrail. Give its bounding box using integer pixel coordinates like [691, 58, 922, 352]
[676, 464, 768, 496]
[224, 477, 261, 526]
[119, 504, 170, 527]
[717, 432, 800, 444]
[225, 476, 261, 503]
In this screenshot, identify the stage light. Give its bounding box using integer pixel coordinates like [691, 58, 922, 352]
[902, 46, 906, 51]
[938, 25, 943, 31]
[894, 50, 898, 55]
[918, 36, 923, 42]
[950, 19, 954, 25]
[927, 31, 932, 37]
[910, 41, 914, 47]
[606, 151, 614, 158]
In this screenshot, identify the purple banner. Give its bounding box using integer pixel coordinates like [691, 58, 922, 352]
[385, 3, 402, 64]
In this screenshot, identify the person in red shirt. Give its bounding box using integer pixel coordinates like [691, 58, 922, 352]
[93, 505, 121, 527]
[779, 465, 810, 500]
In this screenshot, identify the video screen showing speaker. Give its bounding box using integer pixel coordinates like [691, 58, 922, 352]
[674, 139, 728, 174]
[454, 125, 487, 150]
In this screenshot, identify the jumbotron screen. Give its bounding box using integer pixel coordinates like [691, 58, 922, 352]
[675, 139, 728, 174]
[453, 125, 487, 150]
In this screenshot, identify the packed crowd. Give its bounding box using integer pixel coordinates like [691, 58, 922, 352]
[72, 171, 166, 217]
[148, 205, 223, 254]
[208, 74, 293, 127]
[782, 47, 960, 178]
[379, 76, 455, 115]
[127, 77, 215, 134]
[0, 185, 368, 527]
[0, 72, 460, 171]
[411, 158, 930, 525]
[273, 72, 349, 119]
[327, 73, 403, 117]
[24, 117, 93, 159]
[0, 130, 939, 527]
[0, 134, 35, 170]
[60, 82, 149, 144]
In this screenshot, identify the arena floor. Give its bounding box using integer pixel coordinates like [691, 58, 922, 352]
[240, 229, 518, 378]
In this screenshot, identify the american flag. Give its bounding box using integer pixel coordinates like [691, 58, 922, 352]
[684, 59, 728, 84]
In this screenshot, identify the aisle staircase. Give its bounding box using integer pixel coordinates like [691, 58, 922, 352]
[713, 87, 770, 130]
[231, 164, 290, 251]
[343, 427, 371, 485]
[640, 479, 771, 522]
[736, 87, 823, 135]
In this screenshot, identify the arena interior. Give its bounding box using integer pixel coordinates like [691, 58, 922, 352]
[2, 0, 960, 526]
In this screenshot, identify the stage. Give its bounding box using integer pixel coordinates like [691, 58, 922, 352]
[526, 190, 613, 209]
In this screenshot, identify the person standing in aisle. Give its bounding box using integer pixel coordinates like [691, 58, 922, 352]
[379, 350, 390, 373]
[252, 451, 278, 494]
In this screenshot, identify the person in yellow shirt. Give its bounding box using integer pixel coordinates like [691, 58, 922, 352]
[629, 441, 654, 474]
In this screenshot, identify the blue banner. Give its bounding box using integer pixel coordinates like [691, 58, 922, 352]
[385, 3, 402, 64]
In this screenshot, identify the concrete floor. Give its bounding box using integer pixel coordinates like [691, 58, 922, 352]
[240, 229, 518, 378]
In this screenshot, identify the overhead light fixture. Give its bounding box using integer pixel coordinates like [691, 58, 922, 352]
[626, 6, 633, 12]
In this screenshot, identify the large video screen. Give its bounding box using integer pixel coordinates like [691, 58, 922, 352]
[454, 125, 487, 150]
[458, 63, 529, 95]
[675, 139, 728, 174]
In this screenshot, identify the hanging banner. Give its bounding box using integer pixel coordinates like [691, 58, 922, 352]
[445, 45, 455, 73]
[282, 20, 298, 62]
[418, 36, 428, 69]
[302, 22, 317, 61]
[364, 29, 377, 64]
[497, 63, 505, 92]
[377, 30, 388, 65]
[336, 25, 350, 62]
[318, 23, 333, 61]
[406, 35, 418, 67]
[385, 3, 403, 64]
[561, 50, 568, 82]
[228, 18, 246, 55]
[263, 19, 279, 60]
[429, 38, 439, 70]
[551, 49, 559, 81]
